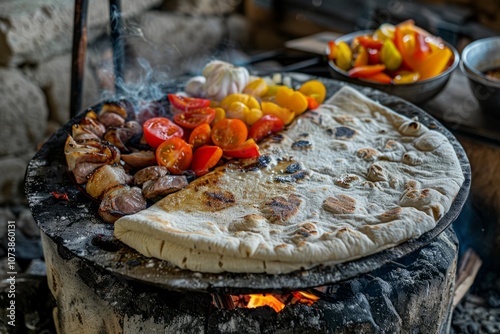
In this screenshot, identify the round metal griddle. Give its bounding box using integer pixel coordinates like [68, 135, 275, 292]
[25, 74, 471, 294]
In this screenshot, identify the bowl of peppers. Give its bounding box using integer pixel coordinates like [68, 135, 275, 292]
[327, 20, 459, 105]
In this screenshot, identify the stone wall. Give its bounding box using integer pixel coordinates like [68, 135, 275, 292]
[0, 0, 248, 206]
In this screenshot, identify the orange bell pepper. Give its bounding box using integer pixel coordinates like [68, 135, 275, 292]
[394, 26, 416, 71]
[348, 64, 386, 78]
[353, 46, 369, 67]
[415, 47, 452, 80]
[305, 96, 320, 110]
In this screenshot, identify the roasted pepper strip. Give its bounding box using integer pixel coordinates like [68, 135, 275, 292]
[348, 64, 386, 78]
[413, 32, 430, 61]
[363, 72, 392, 84]
[357, 35, 384, 50]
[367, 48, 380, 65]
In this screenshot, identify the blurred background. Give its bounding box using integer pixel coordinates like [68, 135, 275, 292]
[1, 0, 500, 333]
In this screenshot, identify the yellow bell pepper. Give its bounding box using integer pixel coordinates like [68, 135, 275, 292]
[275, 86, 308, 115]
[243, 78, 268, 97]
[220, 94, 260, 111]
[335, 41, 353, 71]
[261, 101, 295, 125]
[298, 80, 327, 105]
[380, 39, 403, 71]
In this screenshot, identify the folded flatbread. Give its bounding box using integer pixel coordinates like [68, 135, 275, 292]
[114, 86, 464, 274]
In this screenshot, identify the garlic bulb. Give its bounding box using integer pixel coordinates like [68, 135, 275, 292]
[201, 60, 250, 101]
[185, 75, 207, 98]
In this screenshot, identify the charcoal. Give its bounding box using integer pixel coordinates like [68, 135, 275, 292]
[487, 290, 500, 308]
[207, 309, 260, 334]
[263, 304, 326, 333]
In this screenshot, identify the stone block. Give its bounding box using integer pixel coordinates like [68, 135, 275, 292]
[24, 53, 101, 124]
[0, 156, 31, 205]
[0, 68, 48, 156]
[0, 0, 163, 66]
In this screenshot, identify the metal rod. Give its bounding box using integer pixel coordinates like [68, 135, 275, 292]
[110, 0, 124, 96]
[70, 0, 89, 118]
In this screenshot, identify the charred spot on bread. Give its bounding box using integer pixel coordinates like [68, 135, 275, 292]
[292, 140, 312, 150]
[229, 155, 272, 171]
[323, 194, 357, 214]
[334, 126, 357, 140]
[263, 194, 302, 224]
[284, 162, 302, 174]
[202, 190, 236, 211]
[274, 170, 310, 183]
[378, 207, 402, 222]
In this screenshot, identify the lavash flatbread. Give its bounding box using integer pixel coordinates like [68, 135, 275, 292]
[114, 86, 464, 274]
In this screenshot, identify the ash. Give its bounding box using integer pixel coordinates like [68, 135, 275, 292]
[1, 205, 499, 333]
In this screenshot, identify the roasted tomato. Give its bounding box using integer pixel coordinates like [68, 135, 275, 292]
[173, 107, 216, 129]
[211, 118, 248, 149]
[248, 114, 284, 143]
[191, 146, 223, 176]
[156, 137, 193, 174]
[168, 94, 211, 112]
[223, 139, 260, 159]
[143, 117, 184, 149]
[189, 123, 211, 149]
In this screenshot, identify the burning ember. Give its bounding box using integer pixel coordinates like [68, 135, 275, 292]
[247, 294, 286, 312]
[213, 291, 320, 313]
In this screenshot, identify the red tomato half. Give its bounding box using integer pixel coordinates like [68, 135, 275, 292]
[189, 123, 212, 149]
[173, 107, 216, 130]
[168, 94, 211, 112]
[223, 139, 260, 159]
[211, 118, 248, 149]
[156, 137, 193, 174]
[143, 117, 184, 149]
[191, 146, 223, 176]
[248, 115, 284, 143]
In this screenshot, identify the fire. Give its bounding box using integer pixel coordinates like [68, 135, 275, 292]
[213, 289, 322, 312]
[292, 291, 320, 303]
[247, 294, 285, 313]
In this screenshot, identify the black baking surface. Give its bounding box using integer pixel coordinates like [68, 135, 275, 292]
[25, 74, 471, 294]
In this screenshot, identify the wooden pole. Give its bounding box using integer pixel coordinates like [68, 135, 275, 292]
[70, 0, 89, 118]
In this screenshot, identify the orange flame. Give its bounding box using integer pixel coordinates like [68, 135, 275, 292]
[246, 294, 285, 312]
[294, 291, 320, 301]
